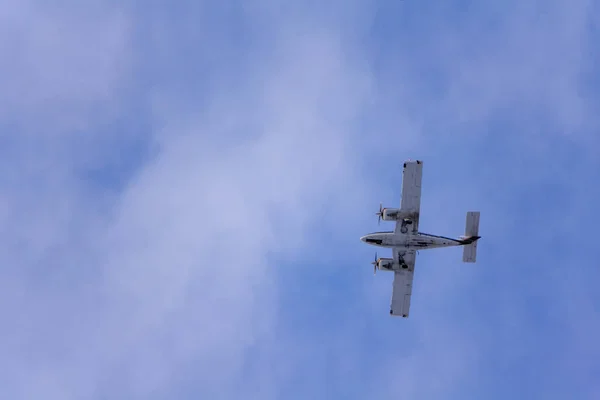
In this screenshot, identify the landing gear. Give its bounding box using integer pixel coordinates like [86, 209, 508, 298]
[397, 252, 409, 270]
[400, 218, 413, 234]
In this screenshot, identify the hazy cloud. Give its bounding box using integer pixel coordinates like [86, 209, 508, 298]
[1, 1, 599, 399]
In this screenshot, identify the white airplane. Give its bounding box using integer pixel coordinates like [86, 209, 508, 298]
[360, 160, 481, 318]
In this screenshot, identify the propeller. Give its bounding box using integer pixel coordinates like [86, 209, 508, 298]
[371, 252, 379, 275]
[375, 203, 384, 225]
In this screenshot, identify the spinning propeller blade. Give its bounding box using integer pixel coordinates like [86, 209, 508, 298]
[371, 252, 378, 275]
[375, 203, 383, 225]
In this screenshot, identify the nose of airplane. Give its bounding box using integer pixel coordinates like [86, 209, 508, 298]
[360, 236, 366, 242]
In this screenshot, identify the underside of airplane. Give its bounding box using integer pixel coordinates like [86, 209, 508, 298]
[360, 160, 481, 318]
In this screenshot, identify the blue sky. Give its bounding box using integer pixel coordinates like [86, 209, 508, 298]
[1, 0, 599, 399]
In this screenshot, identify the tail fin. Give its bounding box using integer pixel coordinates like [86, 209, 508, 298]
[462, 211, 480, 263]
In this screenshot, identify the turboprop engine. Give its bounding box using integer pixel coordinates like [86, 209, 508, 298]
[375, 203, 416, 225]
[370, 254, 394, 274]
[376, 205, 400, 224]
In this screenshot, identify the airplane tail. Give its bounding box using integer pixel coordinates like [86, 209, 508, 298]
[461, 211, 480, 263]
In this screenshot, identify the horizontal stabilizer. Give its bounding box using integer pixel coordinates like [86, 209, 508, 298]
[462, 211, 480, 263]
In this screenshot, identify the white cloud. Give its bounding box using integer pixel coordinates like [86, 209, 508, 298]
[0, 2, 377, 398]
[0, 0, 130, 131]
[442, 0, 595, 134]
[2, 0, 599, 399]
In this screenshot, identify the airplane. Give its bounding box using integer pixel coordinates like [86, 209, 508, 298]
[360, 160, 481, 318]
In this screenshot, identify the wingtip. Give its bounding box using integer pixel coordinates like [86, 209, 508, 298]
[404, 159, 423, 167]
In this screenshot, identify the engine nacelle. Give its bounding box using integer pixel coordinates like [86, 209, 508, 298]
[381, 208, 417, 222]
[376, 258, 394, 271]
[381, 208, 401, 221]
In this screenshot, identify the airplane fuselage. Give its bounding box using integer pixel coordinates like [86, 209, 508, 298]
[360, 231, 465, 249]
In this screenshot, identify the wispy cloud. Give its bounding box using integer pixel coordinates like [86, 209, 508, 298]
[1, 1, 376, 398]
[1, 0, 599, 399]
[0, 1, 130, 131]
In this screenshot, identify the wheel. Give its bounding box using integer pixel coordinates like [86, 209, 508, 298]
[402, 264, 408, 269]
[390, 310, 393, 315]
[400, 225, 408, 234]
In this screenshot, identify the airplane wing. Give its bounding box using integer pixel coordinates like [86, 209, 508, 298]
[390, 248, 416, 317]
[394, 160, 423, 235]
